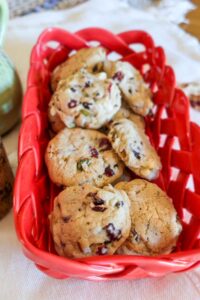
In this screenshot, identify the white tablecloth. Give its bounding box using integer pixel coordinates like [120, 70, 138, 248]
[1, 1, 200, 299]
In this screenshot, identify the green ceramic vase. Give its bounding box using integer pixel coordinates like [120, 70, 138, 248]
[0, 0, 22, 135]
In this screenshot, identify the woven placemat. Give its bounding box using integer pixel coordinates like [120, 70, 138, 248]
[8, 0, 87, 18]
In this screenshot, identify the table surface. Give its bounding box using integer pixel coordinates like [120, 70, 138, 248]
[1, 1, 200, 299]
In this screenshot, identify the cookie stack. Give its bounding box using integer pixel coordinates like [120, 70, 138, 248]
[46, 47, 182, 258]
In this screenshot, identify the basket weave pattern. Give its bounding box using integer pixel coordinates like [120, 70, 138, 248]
[14, 27, 200, 280]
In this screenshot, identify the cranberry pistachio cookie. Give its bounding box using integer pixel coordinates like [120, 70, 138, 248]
[45, 128, 124, 187]
[104, 60, 153, 116]
[49, 68, 121, 131]
[108, 119, 161, 180]
[49, 184, 131, 258]
[115, 179, 182, 256]
[51, 47, 106, 91]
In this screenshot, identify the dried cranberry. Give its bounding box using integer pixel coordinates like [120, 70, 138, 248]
[93, 198, 105, 206]
[62, 216, 71, 223]
[84, 81, 91, 88]
[104, 166, 115, 177]
[82, 102, 92, 109]
[191, 100, 200, 108]
[96, 245, 108, 255]
[132, 149, 141, 160]
[99, 138, 112, 151]
[112, 71, 124, 81]
[68, 99, 77, 108]
[92, 206, 107, 212]
[148, 109, 154, 117]
[89, 147, 99, 158]
[115, 201, 124, 208]
[104, 223, 122, 241]
[108, 82, 112, 93]
[61, 241, 66, 248]
[88, 192, 105, 206]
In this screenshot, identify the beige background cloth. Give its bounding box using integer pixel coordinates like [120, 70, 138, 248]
[1, 0, 200, 299]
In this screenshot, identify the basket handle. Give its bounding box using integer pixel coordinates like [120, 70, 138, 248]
[31, 28, 87, 63]
[31, 27, 155, 64]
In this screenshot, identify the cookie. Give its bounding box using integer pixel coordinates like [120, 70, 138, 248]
[113, 102, 145, 130]
[49, 184, 131, 258]
[48, 68, 121, 131]
[51, 47, 106, 91]
[45, 128, 124, 187]
[104, 60, 153, 116]
[48, 110, 65, 133]
[115, 179, 182, 255]
[180, 82, 200, 111]
[108, 118, 161, 180]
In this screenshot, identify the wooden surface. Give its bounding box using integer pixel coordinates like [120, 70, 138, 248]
[181, 0, 200, 40]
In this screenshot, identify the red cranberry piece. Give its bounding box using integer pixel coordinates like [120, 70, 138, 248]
[112, 71, 124, 81]
[68, 99, 77, 108]
[96, 245, 108, 255]
[93, 198, 105, 206]
[84, 81, 91, 88]
[104, 166, 115, 177]
[108, 82, 112, 93]
[83, 102, 92, 109]
[92, 206, 107, 212]
[90, 147, 99, 158]
[61, 241, 66, 248]
[62, 216, 71, 223]
[115, 201, 124, 208]
[104, 223, 122, 241]
[191, 100, 200, 109]
[99, 138, 112, 151]
[132, 149, 141, 160]
[88, 192, 105, 206]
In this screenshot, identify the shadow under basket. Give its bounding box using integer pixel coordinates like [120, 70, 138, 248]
[14, 27, 200, 281]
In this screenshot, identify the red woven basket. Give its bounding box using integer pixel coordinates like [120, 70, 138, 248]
[14, 27, 200, 281]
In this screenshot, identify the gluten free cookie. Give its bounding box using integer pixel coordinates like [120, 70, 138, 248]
[51, 47, 106, 91]
[104, 60, 153, 116]
[49, 184, 131, 258]
[49, 68, 121, 131]
[45, 128, 124, 187]
[108, 118, 161, 180]
[115, 179, 182, 256]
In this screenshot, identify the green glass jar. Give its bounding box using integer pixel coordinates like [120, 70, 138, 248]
[0, 0, 22, 135]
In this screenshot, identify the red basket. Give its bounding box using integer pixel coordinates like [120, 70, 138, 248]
[14, 27, 200, 281]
